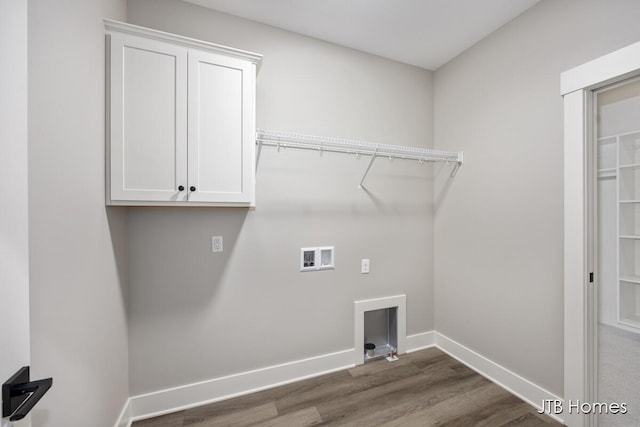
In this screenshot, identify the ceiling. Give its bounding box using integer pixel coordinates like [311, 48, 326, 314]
[182, 0, 540, 70]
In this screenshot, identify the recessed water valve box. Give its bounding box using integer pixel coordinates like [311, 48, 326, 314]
[300, 246, 334, 271]
[302, 248, 316, 269]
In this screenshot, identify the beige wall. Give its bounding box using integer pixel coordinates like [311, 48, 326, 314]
[127, 0, 435, 395]
[20, 0, 640, 422]
[28, 0, 130, 425]
[434, 0, 640, 397]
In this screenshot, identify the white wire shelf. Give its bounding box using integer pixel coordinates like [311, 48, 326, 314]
[255, 129, 464, 188]
[620, 275, 640, 284]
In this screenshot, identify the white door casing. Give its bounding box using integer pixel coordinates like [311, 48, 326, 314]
[0, 0, 30, 425]
[562, 41, 640, 427]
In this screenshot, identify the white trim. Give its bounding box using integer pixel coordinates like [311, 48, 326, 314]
[563, 89, 590, 427]
[103, 19, 262, 65]
[129, 329, 435, 422]
[354, 295, 407, 365]
[561, 40, 640, 95]
[562, 40, 640, 427]
[127, 330, 561, 423]
[114, 398, 132, 427]
[435, 332, 564, 424]
[406, 331, 436, 352]
[129, 348, 355, 421]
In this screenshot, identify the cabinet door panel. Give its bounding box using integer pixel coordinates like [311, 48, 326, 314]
[188, 50, 255, 204]
[110, 33, 187, 202]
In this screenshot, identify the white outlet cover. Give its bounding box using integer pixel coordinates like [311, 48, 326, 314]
[361, 259, 370, 274]
[212, 236, 223, 253]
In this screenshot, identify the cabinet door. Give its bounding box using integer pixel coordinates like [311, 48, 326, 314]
[109, 33, 188, 202]
[187, 50, 255, 204]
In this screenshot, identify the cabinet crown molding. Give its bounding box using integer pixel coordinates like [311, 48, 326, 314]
[104, 19, 263, 65]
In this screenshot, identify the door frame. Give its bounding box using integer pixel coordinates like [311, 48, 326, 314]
[562, 41, 640, 427]
[1, 0, 30, 425]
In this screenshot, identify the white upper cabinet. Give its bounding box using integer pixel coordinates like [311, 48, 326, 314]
[109, 33, 188, 203]
[187, 50, 255, 204]
[106, 20, 261, 206]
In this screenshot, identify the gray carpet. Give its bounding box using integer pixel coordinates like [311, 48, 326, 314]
[598, 323, 640, 426]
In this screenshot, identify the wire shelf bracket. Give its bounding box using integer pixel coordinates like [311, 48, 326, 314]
[255, 129, 464, 188]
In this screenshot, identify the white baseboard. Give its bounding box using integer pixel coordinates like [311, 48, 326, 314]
[128, 331, 563, 424]
[130, 348, 355, 421]
[114, 398, 132, 427]
[406, 331, 436, 352]
[434, 332, 564, 424]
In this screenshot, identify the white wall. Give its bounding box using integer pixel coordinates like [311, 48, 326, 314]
[127, 0, 435, 396]
[0, 1, 29, 425]
[434, 0, 640, 397]
[598, 83, 640, 137]
[28, 1, 130, 426]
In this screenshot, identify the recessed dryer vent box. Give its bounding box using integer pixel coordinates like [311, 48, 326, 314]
[300, 246, 334, 272]
[354, 295, 406, 366]
[364, 307, 398, 362]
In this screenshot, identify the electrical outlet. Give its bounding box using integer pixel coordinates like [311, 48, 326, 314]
[361, 259, 370, 274]
[212, 236, 223, 253]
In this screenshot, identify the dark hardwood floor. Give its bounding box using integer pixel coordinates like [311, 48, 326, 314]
[133, 347, 563, 426]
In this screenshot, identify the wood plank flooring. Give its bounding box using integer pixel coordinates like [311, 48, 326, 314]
[132, 348, 563, 426]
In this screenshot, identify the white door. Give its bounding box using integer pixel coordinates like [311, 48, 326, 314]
[187, 50, 255, 204]
[109, 33, 188, 203]
[1, 0, 31, 425]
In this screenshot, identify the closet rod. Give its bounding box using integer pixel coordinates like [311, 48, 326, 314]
[255, 129, 464, 186]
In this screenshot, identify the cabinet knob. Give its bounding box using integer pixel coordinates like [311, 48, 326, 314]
[178, 185, 184, 191]
[190, 186, 196, 192]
